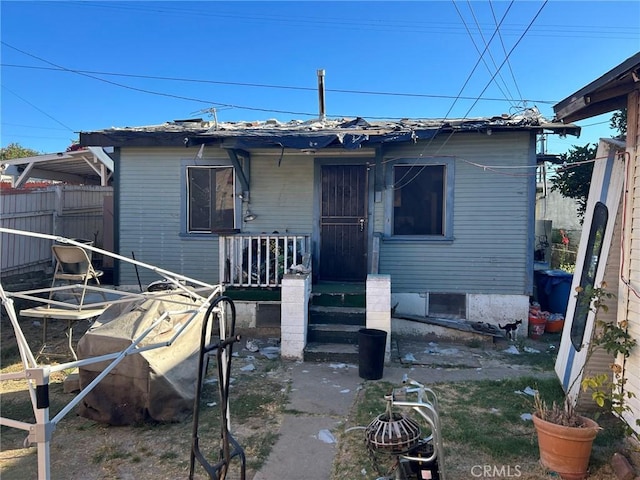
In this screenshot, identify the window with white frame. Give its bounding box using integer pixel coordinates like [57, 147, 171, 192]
[186, 165, 235, 233]
[393, 164, 446, 236]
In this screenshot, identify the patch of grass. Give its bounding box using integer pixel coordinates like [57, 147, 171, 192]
[281, 408, 306, 415]
[158, 451, 179, 461]
[91, 443, 132, 464]
[332, 376, 628, 480]
[76, 421, 100, 432]
[332, 381, 393, 479]
[440, 377, 547, 458]
[232, 391, 279, 421]
[244, 431, 280, 470]
[0, 344, 19, 366]
[503, 344, 558, 371]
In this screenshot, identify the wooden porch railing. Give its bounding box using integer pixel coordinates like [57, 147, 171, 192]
[219, 234, 311, 287]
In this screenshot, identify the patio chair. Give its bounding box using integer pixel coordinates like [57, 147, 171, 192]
[49, 244, 104, 307]
[21, 244, 106, 361]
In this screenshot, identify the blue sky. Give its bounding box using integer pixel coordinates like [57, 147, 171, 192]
[1, 1, 638, 156]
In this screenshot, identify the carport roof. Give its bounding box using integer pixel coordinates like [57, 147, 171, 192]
[1, 146, 114, 188]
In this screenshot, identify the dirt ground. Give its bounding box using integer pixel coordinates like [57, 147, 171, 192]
[0, 306, 290, 480]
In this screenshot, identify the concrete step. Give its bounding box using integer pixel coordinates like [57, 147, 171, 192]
[309, 305, 365, 325]
[310, 291, 365, 309]
[307, 323, 362, 344]
[303, 342, 359, 364]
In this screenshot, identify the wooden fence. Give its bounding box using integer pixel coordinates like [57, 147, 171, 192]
[0, 185, 113, 277]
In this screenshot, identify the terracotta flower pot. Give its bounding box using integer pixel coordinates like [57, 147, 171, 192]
[532, 413, 600, 480]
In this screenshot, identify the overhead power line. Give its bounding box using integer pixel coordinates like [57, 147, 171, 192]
[452, 0, 519, 108]
[0, 63, 559, 106]
[67, 1, 640, 40]
[1, 85, 75, 132]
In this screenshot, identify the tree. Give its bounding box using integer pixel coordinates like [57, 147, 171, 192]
[610, 108, 627, 138]
[1, 143, 40, 161]
[549, 144, 597, 222]
[549, 109, 626, 222]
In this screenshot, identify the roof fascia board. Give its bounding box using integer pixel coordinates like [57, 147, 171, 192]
[80, 131, 193, 147]
[4, 153, 76, 166]
[555, 84, 635, 123]
[554, 52, 640, 121]
[560, 97, 629, 124]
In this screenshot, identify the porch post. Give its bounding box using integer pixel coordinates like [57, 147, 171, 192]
[366, 274, 391, 363]
[280, 273, 311, 360]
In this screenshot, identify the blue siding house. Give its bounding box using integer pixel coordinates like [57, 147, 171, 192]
[79, 113, 578, 330]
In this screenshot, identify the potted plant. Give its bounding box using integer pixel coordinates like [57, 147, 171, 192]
[532, 283, 637, 480]
[532, 393, 601, 480]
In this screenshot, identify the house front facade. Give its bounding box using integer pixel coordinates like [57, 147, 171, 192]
[80, 113, 577, 327]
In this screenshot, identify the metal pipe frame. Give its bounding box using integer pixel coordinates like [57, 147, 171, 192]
[0, 228, 227, 480]
[392, 379, 446, 480]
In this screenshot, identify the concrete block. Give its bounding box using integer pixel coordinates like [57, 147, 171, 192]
[281, 341, 305, 360]
[281, 323, 306, 336]
[611, 452, 635, 480]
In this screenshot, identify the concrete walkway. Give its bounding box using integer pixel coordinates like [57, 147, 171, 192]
[253, 335, 557, 480]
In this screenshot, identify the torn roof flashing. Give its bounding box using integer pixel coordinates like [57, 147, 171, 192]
[79, 110, 581, 150]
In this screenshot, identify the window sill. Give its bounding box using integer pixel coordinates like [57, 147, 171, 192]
[180, 229, 240, 239]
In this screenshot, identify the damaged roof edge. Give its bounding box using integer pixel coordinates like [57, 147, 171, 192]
[78, 112, 581, 149]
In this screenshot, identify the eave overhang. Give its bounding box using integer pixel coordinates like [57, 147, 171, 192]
[554, 52, 640, 123]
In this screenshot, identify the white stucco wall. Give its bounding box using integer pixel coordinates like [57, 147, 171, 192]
[391, 292, 529, 331]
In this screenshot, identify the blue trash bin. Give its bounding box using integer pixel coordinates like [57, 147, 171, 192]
[538, 270, 573, 316]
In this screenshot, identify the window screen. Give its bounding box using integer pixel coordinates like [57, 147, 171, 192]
[393, 164, 445, 235]
[187, 166, 235, 233]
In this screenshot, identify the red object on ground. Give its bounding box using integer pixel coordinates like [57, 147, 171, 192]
[529, 311, 546, 339]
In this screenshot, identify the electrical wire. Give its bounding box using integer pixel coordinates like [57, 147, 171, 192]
[390, 0, 518, 190]
[489, 0, 524, 105]
[454, 0, 518, 109]
[1, 122, 70, 131]
[62, 1, 640, 40]
[390, 1, 550, 191]
[0, 42, 316, 118]
[0, 63, 559, 106]
[1, 84, 75, 132]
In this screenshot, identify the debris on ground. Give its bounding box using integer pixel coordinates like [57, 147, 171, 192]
[317, 429, 336, 444]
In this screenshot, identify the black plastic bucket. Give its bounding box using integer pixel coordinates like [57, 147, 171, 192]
[358, 328, 387, 380]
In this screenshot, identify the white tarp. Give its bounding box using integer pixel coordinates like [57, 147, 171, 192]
[77, 292, 205, 425]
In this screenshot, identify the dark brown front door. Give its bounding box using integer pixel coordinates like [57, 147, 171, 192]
[319, 165, 367, 281]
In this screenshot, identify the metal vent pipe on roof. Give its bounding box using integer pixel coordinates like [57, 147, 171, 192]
[317, 69, 326, 122]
